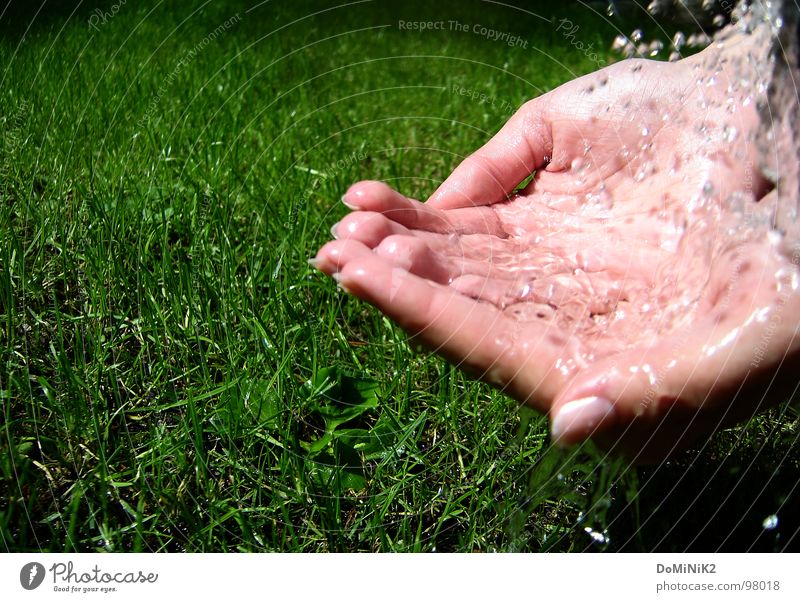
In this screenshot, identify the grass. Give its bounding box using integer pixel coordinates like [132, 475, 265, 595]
[1, 0, 799, 552]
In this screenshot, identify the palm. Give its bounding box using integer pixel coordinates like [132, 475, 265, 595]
[315, 52, 800, 461]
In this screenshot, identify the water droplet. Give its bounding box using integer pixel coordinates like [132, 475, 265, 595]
[584, 526, 610, 545]
[687, 32, 711, 48]
[763, 514, 779, 530]
[611, 34, 629, 52]
[648, 40, 664, 57]
[634, 162, 657, 182]
[586, 185, 614, 210]
[631, 29, 643, 43]
[571, 157, 587, 172]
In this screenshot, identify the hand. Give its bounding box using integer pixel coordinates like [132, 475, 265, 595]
[312, 47, 800, 462]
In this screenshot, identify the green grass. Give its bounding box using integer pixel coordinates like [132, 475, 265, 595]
[1, 0, 799, 552]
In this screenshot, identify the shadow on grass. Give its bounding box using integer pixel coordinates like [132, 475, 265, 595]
[607, 410, 800, 552]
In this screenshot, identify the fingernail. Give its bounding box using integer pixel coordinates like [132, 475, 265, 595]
[332, 272, 352, 293]
[307, 258, 321, 268]
[341, 194, 360, 210]
[551, 396, 614, 448]
[330, 221, 340, 239]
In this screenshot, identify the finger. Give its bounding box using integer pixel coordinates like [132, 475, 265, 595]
[317, 231, 515, 292]
[342, 180, 507, 236]
[335, 253, 566, 408]
[333, 211, 524, 283]
[342, 181, 452, 231]
[316, 235, 459, 286]
[333, 211, 413, 248]
[313, 239, 374, 275]
[427, 98, 553, 210]
[373, 235, 456, 284]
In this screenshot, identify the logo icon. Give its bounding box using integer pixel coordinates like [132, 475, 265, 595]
[20, 562, 45, 590]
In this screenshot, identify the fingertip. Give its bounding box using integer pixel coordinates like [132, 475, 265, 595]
[341, 196, 360, 210]
[340, 252, 432, 304]
[337, 253, 398, 286]
[331, 271, 354, 293]
[550, 396, 617, 448]
[314, 239, 373, 275]
[312, 242, 340, 275]
[336, 211, 411, 247]
[343, 180, 395, 209]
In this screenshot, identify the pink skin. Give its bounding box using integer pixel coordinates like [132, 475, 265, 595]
[312, 40, 800, 462]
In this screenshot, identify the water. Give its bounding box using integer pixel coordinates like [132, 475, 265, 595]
[762, 514, 779, 530]
[444, 0, 800, 375]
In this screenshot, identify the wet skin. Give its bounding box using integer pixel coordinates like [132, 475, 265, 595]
[312, 39, 800, 462]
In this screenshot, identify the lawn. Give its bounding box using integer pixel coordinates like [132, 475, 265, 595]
[1, 0, 799, 552]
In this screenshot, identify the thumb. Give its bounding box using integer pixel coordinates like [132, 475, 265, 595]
[427, 97, 552, 210]
[548, 324, 769, 462]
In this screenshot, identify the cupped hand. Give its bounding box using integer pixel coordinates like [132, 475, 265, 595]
[313, 48, 800, 462]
